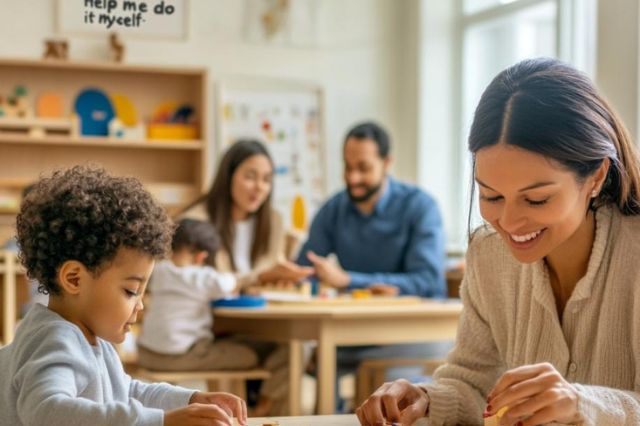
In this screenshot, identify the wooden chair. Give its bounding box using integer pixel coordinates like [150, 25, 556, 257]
[119, 314, 271, 400]
[355, 358, 446, 405]
[446, 267, 464, 299]
[129, 364, 271, 400]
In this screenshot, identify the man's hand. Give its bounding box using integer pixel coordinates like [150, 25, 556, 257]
[369, 283, 400, 296]
[306, 251, 350, 288]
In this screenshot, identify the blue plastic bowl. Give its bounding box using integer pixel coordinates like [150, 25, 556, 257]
[210, 295, 267, 308]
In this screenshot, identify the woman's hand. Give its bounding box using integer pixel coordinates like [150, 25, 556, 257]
[356, 379, 430, 426]
[258, 260, 314, 284]
[486, 362, 581, 425]
[189, 391, 247, 424]
[164, 403, 234, 426]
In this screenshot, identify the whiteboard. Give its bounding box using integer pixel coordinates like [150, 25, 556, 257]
[216, 78, 326, 232]
[56, 0, 190, 40]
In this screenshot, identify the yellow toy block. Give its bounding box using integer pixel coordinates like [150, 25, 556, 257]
[484, 405, 509, 426]
[147, 123, 197, 140]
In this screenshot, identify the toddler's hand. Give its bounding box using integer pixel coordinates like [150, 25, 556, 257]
[190, 391, 247, 425]
[164, 403, 233, 426]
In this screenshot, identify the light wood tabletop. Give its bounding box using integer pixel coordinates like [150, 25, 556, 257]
[215, 299, 463, 415]
[246, 415, 359, 425]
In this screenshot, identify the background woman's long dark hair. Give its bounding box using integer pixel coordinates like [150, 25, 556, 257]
[467, 58, 640, 238]
[183, 140, 274, 270]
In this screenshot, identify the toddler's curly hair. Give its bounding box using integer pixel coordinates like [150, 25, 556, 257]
[16, 166, 174, 295]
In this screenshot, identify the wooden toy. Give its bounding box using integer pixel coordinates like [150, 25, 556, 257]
[151, 101, 179, 123]
[74, 88, 115, 136]
[109, 33, 125, 63]
[43, 39, 68, 60]
[148, 101, 198, 140]
[483, 405, 509, 426]
[109, 94, 145, 138]
[352, 289, 372, 299]
[0, 86, 32, 118]
[261, 0, 289, 39]
[36, 92, 64, 118]
[108, 117, 145, 139]
[291, 194, 307, 231]
[171, 105, 194, 123]
[147, 123, 197, 140]
[112, 94, 138, 126]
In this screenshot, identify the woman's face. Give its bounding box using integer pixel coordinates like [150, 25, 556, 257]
[475, 143, 604, 264]
[231, 154, 273, 218]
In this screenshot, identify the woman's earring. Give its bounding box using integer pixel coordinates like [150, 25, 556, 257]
[591, 190, 598, 198]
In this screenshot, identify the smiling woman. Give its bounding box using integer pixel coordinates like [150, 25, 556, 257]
[474, 144, 609, 266]
[356, 58, 640, 426]
[181, 140, 311, 284]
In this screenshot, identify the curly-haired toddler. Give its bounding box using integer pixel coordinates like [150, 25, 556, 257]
[0, 166, 247, 426]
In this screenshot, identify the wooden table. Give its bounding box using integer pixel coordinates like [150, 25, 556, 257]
[214, 300, 462, 415]
[247, 415, 358, 425]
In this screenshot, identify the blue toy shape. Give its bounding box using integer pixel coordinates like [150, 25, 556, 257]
[171, 104, 194, 123]
[210, 295, 266, 308]
[74, 88, 115, 136]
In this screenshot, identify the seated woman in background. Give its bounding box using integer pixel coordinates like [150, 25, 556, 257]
[181, 139, 312, 286]
[181, 140, 312, 416]
[357, 58, 640, 425]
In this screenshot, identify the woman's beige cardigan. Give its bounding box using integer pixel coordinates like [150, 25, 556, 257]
[423, 205, 640, 425]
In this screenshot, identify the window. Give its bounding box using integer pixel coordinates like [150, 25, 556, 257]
[454, 0, 595, 248]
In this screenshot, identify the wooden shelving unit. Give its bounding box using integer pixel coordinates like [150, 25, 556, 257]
[0, 58, 210, 244]
[0, 134, 204, 150]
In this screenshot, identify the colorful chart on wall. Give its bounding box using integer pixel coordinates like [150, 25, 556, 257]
[217, 78, 326, 232]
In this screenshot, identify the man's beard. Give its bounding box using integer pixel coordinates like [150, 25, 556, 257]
[347, 181, 383, 203]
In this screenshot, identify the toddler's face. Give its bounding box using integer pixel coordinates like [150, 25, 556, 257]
[77, 248, 154, 344]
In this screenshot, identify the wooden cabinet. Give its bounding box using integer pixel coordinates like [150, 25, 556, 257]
[0, 58, 210, 243]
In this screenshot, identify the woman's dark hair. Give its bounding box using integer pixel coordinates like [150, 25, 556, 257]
[189, 140, 274, 270]
[172, 218, 220, 266]
[16, 166, 174, 296]
[468, 58, 640, 234]
[344, 121, 391, 158]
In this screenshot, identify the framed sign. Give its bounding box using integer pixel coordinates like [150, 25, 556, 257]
[216, 77, 326, 232]
[56, 0, 190, 40]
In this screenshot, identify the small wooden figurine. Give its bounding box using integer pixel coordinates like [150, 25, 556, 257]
[43, 39, 68, 60]
[110, 33, 125, 63]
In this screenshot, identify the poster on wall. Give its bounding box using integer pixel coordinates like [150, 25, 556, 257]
[216, 78, 326, 233]
[56, 0, 190, 40]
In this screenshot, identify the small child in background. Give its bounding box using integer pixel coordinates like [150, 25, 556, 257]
[0, 166, 246, 426]
[137, 218, 258, 371]
[137, 218, 291, 416]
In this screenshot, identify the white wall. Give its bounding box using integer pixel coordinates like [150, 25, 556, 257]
[0, 0, 414, 194]
[595, 0, 640, 142]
